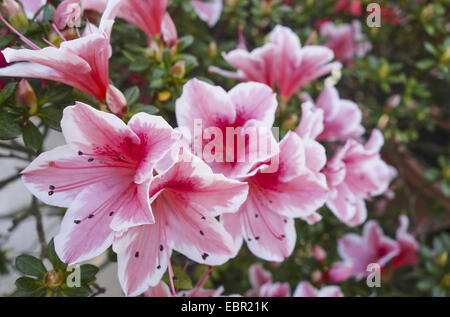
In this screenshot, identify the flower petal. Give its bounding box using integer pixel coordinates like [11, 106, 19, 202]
[176, 78, 236, 133]
[54, 181, 132, 264]
[228, 82, 277, 127]
[113, 223, 168, 297]
[21, 145, 132, 207]
[61, 102, 141, 159]
[191, 0, 223, 27]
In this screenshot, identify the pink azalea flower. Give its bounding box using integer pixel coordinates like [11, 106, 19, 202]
[323, 130, 396, 226]
[113, 151, 248, 296]
[191, 0, 223, 27]
[259, 282, 290, 297]
[21, 102, 180, 264]
[245, 263, 273, 297]
[67, 0, 171, 44]
[222, 132, 329, 262]
[176, 79, 279, 179]
[334, 0, 363, 16]
[293, 282, 343, 297]
[295, 102, 327, 173]
[320, 20, 372, 66]
[210, 25, 341, 99]
[392, 215, 419, 268]
[19, 0, 46, 19]
[246, 263, 290, 297]
[0, 9, 116, 103]
[329, 220, 400, 281]
[313, 84, 365, 142]
[176, 79, 328, 262]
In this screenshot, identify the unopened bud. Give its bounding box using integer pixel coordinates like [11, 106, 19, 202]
[441, 273, 450, 288]
[436, 252, 448, 267]
[157, 91, 171, 102]
[170, 60, 185, 78]
[161, 13, 178, 47]
[313, 245, 327, 263]
[1, 0, 23, 18]
[2, 0, 28, 30]
[440, 46, 450, 64]
[17, 79, 37, 113]
[208, 41, 217, 59]
[386, 94, 401, 109]
[106, 85, 127, 116]
[310, 270, 323, 284]
[44, 269, 65, 289]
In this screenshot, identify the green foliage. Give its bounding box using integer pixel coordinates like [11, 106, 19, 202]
[415, 233, 450, 297]
[11, 239, 99, 297]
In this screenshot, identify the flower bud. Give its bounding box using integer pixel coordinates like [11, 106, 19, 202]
[106, 85, 127, 116]
[17, 79, 37, 113]
[161, 13, 178, 47]
[170, 60, 186, 78]
[436, 252, 448, 268]
[313, 245, 327, 263]
[1, 0, 28, 30]
[54, 0, 82, 29]
[441, 273, 450, 288]
[310, 270, 323, 284]
[208, 41, 217, 59]
[1, 0, 23, 18]
[386, 94, 401, 109]
[157, 91, 171, 102]
[44, 269, 65, 289]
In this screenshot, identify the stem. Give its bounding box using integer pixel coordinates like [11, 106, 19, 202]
[190, 266, 214, 297]
[90, 283, 106, 297]
[0, 172, 21, 190]
[30, 197, 47, 258]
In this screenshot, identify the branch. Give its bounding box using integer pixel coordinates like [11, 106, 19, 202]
[30, 197, 47, 258]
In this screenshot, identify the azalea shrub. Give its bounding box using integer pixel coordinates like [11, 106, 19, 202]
[0, 0, 449, 298]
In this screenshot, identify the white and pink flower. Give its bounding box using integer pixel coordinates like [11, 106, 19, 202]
[210, 25, 341, 99]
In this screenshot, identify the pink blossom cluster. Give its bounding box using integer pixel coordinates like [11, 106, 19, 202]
[0, 0, 410, 297]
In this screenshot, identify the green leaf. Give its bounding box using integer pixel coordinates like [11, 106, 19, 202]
[16, 255, 47, 279]
[0, 112, 21, 140]
[162, 48, 172, 68]
[177, 54, 198, 72]
[416, 59, 434, 70]
[0, 34, 15, 47]
[11, 287, 48, 297]
[0, 82, 18, 104]
[424, 168, 440, 182]
[59, 284, 91, 297]
[178, 35, 194, 51]
[47, 239, 67, 271]
[129, 58, 150, 72]
[38, 106, 63, 131]
[15, 277, 43, 291]
[417, 279, 434, 291]
[22, 121, 43, 152]
[130, 104, 158, 115]
[163, 265, 192, 290]
[42, 4, 55, 21]
[124, 86, 140, 106]
[80, 264, 99, 283]
[441, 180, 450, 197]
